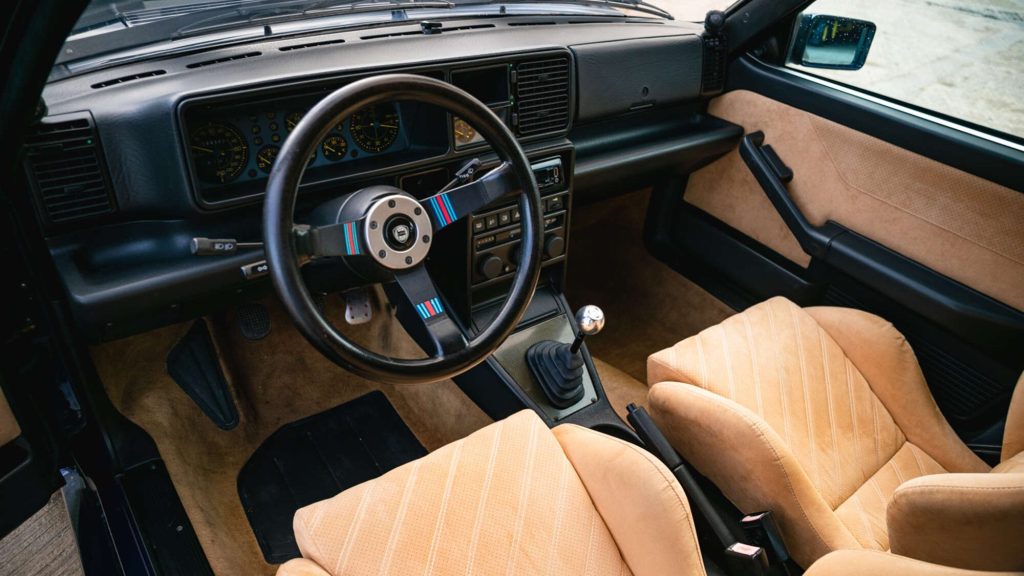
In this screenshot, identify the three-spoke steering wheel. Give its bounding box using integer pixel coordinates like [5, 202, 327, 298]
[263, 74, 543, 384]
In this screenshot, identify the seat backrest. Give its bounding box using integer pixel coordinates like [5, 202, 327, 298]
[1000, 373, 1024, 465]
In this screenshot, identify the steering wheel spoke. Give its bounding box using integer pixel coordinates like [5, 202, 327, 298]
[421, 161, 515, 231]
[393, 265, 465, 356]
[299, 217, 368, 259]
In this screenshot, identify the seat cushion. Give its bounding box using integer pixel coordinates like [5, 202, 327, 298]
[804, 550, 1024, 576]
[647, 297, 987, 567]
[277, 410, 704, 576]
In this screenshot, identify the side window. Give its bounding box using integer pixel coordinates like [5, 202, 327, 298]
[787, 0, 1024, 139]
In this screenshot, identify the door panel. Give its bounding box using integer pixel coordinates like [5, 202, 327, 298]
[686, 90, 1024, 311]
[0, 388, 19, 446]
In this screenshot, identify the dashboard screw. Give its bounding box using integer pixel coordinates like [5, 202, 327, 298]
[405, 256, 412, 264]
[388, 199, 396, 208]
[414, 207, 422, 216]
[370, 221, 378, 229]
[422, 235, 430, 243]
[378, 250, 386, 258]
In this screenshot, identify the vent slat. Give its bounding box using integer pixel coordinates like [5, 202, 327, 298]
[24, 115, 115, 224]
[186, 52, 261, 69]
[91, 69, 165, 89]
[515, 56, 571, 136]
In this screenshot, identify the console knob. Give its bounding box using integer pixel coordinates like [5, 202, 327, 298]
[478, 254, 504, 280]
[543, 234, 565, 259]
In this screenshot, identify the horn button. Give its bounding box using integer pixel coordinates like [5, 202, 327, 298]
[362, 193, 433, 270]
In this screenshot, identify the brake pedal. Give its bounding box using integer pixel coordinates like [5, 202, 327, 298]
[344, 288, 373, 325]
[237, 302, 271, 341]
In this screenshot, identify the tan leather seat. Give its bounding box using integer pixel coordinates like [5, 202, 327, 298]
[647, 296, 1024, 571]
[275, 410, 705, 576]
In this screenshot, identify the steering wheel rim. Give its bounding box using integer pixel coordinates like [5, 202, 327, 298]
[263, 74, 543, 384]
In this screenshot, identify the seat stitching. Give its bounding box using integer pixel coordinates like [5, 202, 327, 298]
[582, 502, 597, 575]
[334, 481, 377, 575]
[544, 459, 571, 576]
[696, 332, 710, 389]
[844, 358, 868, 484]
[720, 325, 736, 401]
[766, 302, 792, 447]
[819, 327, 841, 496]
[464, 419, 505, 575]
[504, 421, 540, 575]
[424, 441, 464, 576]
[791, 305, 820, 491]
[379, 459, 422, 575]
[298, 509, 329, 571]
[742, 314, 765, 417]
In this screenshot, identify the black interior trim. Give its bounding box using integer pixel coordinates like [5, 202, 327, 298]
[729, 55, 1024, 192]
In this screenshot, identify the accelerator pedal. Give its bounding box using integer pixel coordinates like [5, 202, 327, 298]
[237, 302, 271, 341]
[167, 319, 239, 430]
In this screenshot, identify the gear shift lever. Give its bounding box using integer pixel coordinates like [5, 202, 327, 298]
[526, 306, 605, 409]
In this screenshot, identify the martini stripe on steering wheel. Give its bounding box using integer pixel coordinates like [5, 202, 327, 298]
[342, 221, 361, 255]
[427, 193, 456, 228]
[415, 297, 444, 319]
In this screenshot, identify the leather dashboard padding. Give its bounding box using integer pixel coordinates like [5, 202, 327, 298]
[0, 387, 20, 446]
[572, 35, 701, 121]
[684, 90, 1024, 312]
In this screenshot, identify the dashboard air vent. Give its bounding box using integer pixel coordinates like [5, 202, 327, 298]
[514, 57, 570, 136]
[23, 113, 115, 224]
[186, 51, 262, 68]
[91, 69, 166, 89]
[279, 39, 345, 51]
[360, 23, 494, 40]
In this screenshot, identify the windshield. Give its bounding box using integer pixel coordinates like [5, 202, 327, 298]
[71, 0, 734, 41]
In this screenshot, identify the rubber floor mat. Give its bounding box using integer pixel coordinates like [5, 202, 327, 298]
[237, 391, 426, 563]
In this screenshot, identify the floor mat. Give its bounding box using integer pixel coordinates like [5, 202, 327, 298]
[238, 391, 426, 564]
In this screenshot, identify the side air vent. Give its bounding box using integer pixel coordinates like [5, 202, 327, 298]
[186, 51, 261, 68]
[91, 69, 166, 89]
[24, 113, 115, 224]
[700, 33, 727, 95]
[514, 57, 570, 136]
[279, 39, 345, 51]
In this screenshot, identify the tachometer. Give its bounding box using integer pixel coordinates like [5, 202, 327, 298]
[321, 135, 347, 161]
[285, 112, 303, 132]
[256, 145, 280, 173]
[349, 103, 400, 153]
[190, 122, 248, 184]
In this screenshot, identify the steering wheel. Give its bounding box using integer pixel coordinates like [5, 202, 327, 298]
[263, 74, 543, 384]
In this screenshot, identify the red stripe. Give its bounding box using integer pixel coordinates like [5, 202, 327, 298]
[345, 223, 355, 254]
[424, 300, 436, 316]
[436, 196, 453, 224]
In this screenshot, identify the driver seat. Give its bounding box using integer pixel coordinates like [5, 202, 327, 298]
[275, 409, 705, 576]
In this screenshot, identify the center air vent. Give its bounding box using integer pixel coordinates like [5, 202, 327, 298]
[24, 113, 115, 225]
[514, 57, 570, 136]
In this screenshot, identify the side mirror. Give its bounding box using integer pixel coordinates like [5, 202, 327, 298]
[789, 14, 876, 70]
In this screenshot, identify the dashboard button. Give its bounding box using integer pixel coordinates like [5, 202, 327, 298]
[512, 207, 521, 222]
[472, 219, 486, 233]
[474, 235, 496, 250]
[498, 210, 511, 226]
[547, 195, 564, 212]
[485, 214, 498, 229]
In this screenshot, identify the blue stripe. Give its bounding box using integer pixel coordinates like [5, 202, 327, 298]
[416, 303, 428, 318]
[429, 197, 445, 225]
[349, 223, 360, 254]
[441, 194, 457, 221]
[432, 298, 443, 314]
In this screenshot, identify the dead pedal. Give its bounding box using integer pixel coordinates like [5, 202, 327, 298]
[167, 319, 238, 430]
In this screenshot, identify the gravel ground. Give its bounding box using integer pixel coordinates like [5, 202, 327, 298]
[647, 0, 1024, 138]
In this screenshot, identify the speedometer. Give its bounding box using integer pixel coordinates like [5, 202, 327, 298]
[189, 122, 248, 184]
[349, 103, 400, 153]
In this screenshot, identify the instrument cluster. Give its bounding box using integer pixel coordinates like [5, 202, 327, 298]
[187, 101, 407, 186]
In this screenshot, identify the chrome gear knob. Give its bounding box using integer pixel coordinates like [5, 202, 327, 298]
[575, 305, 605, 337]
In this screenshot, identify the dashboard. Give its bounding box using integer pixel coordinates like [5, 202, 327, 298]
[26, 16, 722, 342]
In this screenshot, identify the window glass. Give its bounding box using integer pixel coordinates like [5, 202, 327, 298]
[790, 0, 1024, 139]
[645, 0, 736, 22]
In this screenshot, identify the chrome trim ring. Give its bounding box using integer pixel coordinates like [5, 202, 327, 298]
[363, 194, 433, 270]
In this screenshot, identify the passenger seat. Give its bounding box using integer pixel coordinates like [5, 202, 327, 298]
[646, 296, 1024, 571]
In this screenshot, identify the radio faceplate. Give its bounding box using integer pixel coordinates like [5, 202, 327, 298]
[469, 155, 570, 288]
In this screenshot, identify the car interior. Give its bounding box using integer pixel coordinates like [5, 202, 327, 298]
[0, 0, 1022, 575]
